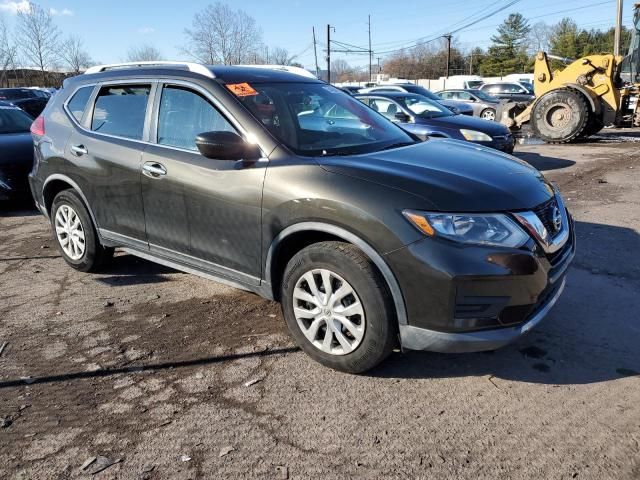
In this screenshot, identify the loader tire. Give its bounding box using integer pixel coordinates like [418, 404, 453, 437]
[531, 89, 589, 144]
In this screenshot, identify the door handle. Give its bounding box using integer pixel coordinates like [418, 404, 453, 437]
[142, 162, 167, 178]
[70, 144, 88, 156]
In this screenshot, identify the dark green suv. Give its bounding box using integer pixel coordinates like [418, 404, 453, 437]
[29, 62, 574, 373]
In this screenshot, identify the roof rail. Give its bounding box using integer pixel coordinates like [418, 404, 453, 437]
[84, 61, 215, 79]
[238, 64, 317, 79]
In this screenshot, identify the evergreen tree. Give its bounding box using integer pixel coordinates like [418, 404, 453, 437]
[480, 13, 532, 76]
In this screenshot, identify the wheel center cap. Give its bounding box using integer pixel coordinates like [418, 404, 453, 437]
[323, 308, 331, 316]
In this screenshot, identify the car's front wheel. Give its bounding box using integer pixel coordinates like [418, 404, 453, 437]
[281, 241, 396, 373]
[480, 108, 496, 121]
[51, 189, 113, 272]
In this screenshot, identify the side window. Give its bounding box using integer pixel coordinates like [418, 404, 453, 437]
[91, 84, 151, 140]
[456, 92, 472, 100]
[157, 86, 235, 151]
[369, 99, 398, 119]
[439, 92, 454, 99]
[67, 86, 94, 123]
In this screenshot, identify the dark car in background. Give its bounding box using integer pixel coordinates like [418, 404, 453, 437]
[355, 92, 515, 152]
[0, 88, 50, 118]
[478, 82, 535, 102]
[359, 84, 475, 116]
[0, 101, 35, 200]
[29, 62, 572, 373]
[436, 89, 501, 121]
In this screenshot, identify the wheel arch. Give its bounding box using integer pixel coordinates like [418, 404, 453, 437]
[265, 222, 408, 326]
[43, 175, 100, 234]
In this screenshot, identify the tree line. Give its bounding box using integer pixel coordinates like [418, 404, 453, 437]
[0, 1, 303, 87]
[381, 13, 632, 80]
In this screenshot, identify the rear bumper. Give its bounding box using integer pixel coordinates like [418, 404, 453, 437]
[399, 276, 566, 352]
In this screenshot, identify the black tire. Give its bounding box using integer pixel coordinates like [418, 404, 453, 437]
[280, 241, 396, 374]
[531, 88, 589, 143]
[51, 189, 113, 272]
[480, 108, 496, 121]
[582, 114, 604, 137]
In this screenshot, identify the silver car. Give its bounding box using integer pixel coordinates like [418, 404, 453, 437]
[437, 89, 501, 121]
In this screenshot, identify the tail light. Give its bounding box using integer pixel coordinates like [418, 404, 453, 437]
[31, 115, 45, 136]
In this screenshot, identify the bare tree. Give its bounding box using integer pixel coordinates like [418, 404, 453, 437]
[126, 44, 163, 62]
[271, 47, 296, 66]
[183, 2, 263, 64]
[331, 59, 353, 82]
[0, 15, 20, 87]
[60, 35, 92, 73]
[528, 21, 552, 54]
[17, 2, 60, 85]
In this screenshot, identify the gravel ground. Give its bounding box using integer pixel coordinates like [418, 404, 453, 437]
[1, 130, 639, 479]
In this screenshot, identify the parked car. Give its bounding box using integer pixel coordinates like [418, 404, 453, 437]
[29, 62, 573, 373]
[436, 89, 501, 121]
[359, 84, 474, 116]
[339, 86, 362, 95]
[355, 92, 515, 152]
[479, 82, 535, 102]
[0, 88, 50, 118]
[0, 101, 35, 200]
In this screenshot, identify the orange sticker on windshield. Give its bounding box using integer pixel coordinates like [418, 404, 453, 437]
[226, 83, 258, 97]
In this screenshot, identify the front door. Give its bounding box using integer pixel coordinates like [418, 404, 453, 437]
[141, 83, 266, 283]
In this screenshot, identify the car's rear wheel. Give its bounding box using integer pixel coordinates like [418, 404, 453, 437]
[480, 108, 496, 121]
[281, 241, 396, 373]
[51, 190, 113, 272]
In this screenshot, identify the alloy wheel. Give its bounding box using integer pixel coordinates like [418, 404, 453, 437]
[55, 204, 86, 260]
[292, 268, 365, 355]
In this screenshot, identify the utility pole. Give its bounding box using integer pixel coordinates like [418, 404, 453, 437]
[368, 15, 372, 82]
[614, 0, 623, 56]
[326, 24, 332, 84]
[377, 57, 381, 74]
[469, 52, 473, 75]
[312, 27, 320, 78]
[443, 34, 452, 78]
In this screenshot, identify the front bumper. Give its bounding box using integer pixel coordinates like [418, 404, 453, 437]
[477, 133, 515, 153]
[387, 212, 575, 353]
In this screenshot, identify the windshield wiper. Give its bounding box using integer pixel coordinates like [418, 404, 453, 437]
[381, 141, 417, 151]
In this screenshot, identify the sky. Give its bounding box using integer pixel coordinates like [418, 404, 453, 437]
[0, 0, 636, 69]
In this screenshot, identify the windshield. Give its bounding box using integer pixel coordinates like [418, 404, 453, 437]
[467, 80, 484, 89]
[234, 82, 415, 156]
[520, 82, 534, 93]
[472, 89, 499, 102]
[0, 106, 33, 134]
[399, 96, 453, 118]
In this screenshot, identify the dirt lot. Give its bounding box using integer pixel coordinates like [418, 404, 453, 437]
[1, 130, 639, 479]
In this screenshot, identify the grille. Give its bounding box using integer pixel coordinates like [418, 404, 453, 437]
[533, 197, 559, 236]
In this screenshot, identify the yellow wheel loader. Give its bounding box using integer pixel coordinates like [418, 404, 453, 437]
[499, 4, 640, 143]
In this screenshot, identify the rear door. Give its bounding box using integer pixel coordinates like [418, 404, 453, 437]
[141, 82, 266, 283]
[66, 82, 152, 247]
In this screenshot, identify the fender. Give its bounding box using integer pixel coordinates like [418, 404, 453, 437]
[265, 222, 408, 325]
[42, 174, 102, 240]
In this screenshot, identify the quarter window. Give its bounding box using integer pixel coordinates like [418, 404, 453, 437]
[91, 84, 151, 140]
[157, 86, 235, 151]
[67, 86, 94, 122]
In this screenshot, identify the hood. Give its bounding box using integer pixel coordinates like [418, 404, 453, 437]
[422, 114, 511, 136]
[0, 132, 34, 167]
[318, 139, 554, 212]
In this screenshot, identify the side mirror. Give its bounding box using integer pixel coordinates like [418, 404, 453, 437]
[394, 111, 411, 123]
[195, 131, 261, 161]
[468, 97, 477, 102]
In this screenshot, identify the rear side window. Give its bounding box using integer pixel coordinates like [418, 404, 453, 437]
[67, 86, 94, 122]
[157, 86, 235, 151]
[91, 85, 150, 140]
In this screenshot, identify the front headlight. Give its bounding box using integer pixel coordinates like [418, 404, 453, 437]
[460, 129, 492, 142]
[403, 210, 529, 248]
